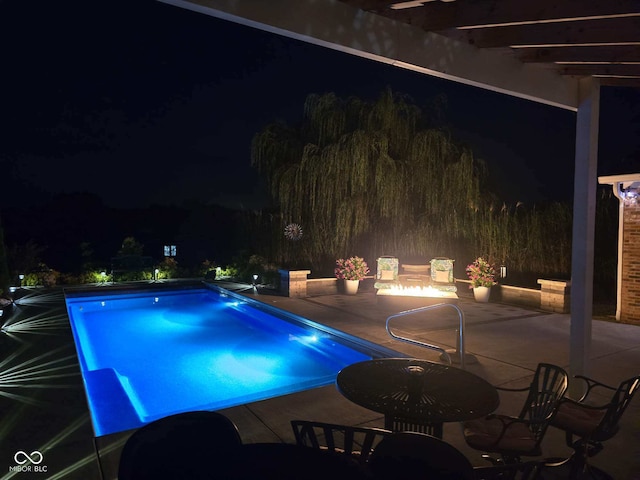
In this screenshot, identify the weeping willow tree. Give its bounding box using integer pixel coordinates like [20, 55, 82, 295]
[250, 88, 573, 277]
[251, 89, 488, 270]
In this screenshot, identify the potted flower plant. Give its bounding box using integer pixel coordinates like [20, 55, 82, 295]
[466, 257, 497, 302]
[335, 256, 370, 295]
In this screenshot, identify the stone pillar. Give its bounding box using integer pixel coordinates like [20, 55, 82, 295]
[538, 279, 571, 313]
[279, 270, 311, 298]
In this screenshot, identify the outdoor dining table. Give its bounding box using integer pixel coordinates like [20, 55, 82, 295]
[336, 358, 499, 438]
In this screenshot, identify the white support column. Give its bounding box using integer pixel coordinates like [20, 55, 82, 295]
[569, 77, 600, 398]
[613, 182, 624, 321]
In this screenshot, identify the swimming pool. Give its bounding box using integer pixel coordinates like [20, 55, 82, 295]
[65, 285, 400, 436]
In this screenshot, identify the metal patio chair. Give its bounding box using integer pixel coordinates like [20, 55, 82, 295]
[369, 431, 542, 480]
[462, 363, 569, 465]
[549, 373, 640, 479]
[118, 410, 243, 480]
[290, 420, 392, 466]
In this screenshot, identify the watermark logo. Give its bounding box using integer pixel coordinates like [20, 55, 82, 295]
[9, 451, 48, 473]
[14, 451, 43, 465]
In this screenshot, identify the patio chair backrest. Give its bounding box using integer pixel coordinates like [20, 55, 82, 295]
[118, 411, 243, 480]
[291, 420, 392, 465]
[430, 257, 455, 284]
[377, 256, 399, 281]
[369, 431, 475, 479]
[519, 363, 569, 443]
[594, 374, 640, 440]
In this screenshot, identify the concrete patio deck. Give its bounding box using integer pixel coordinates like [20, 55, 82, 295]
[1, 280, 638, 479]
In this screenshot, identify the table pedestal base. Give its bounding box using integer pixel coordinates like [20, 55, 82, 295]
[385, 415, 443, 439]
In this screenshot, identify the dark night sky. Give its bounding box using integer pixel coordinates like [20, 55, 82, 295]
[1, 0, 638, 211]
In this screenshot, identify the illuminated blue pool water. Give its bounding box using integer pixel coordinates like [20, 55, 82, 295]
[65, 285, 399, 436]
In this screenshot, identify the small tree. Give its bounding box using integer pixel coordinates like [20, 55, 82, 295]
[118, 237, 144, 256]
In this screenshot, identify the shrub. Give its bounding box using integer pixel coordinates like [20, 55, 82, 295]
[23, 264, 60, 288]
[156, 257, 178, 279]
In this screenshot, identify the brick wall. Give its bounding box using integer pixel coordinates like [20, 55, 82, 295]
[621, 200, 640, 324]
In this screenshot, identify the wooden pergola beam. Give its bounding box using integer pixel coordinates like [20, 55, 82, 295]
[558, 64, 640, 77]
[368, 0, 640, 31]
[516, 45, 640, 63]
[454, 17, 640, 48]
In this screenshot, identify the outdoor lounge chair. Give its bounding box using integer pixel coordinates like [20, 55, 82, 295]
[549, 374, 640, 479]
[118, 411, 243, 480]
[290, 420, 392, 466]
[429, 257, 458, 292]
[375, 256, 459, 294]
[374, 256, 400, 290]
[463, 363, 568, 465]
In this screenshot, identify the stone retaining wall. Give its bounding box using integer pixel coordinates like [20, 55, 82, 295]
[283, 271, 556, 312]
[307, 277, 338, 296]
[537, 279, 571, 313]
[278, 270, 311, 298]
[456, 279, 542, 310]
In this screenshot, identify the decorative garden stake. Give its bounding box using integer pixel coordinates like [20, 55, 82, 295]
[284, 223, 303, 241]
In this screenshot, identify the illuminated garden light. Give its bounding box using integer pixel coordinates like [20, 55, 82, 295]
[1, 311, 69, 336]
[622, 187, 639, 206]
[12, 290, 65, 306]
[0, 346, 80, 406]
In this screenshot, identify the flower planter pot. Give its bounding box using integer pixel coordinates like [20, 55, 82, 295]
[344, 279, 360, 295]
[473, 286, 491, 303]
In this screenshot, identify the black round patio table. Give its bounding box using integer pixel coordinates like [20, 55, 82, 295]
[336, 358, 499, 438]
